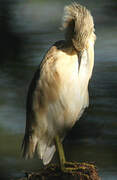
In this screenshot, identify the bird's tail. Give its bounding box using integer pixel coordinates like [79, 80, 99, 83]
[62, 2, 96, 51]
[22, 133, 38, 159]
[22, 133, 56, 165]
[37, 141, 56, 165]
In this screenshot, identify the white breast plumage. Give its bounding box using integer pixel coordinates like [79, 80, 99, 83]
[52, 49, 89, 128]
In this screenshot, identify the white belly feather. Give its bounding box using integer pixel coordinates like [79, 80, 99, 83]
[47, 50, 90, 134]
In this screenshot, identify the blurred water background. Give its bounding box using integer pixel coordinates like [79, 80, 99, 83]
[0, 0, 117, 179]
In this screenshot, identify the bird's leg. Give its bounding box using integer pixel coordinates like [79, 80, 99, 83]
[55, 135, 78, 172]
[55, 135, 66, 171]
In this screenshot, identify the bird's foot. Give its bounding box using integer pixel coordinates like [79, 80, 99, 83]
[61, 161, 79, 173]
[61, 161, 94, 173]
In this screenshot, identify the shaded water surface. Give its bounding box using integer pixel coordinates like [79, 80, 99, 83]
[0, 0, 117, 179]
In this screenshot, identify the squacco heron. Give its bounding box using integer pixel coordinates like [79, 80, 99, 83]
[22, 3, 96, 172]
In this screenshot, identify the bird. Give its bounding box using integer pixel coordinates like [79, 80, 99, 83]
[22, 2, 96, 172]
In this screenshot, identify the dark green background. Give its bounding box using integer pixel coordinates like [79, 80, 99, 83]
[0, 0, 117, 179]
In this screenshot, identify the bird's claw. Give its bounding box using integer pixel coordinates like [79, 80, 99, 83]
[61, 161, 79, 173]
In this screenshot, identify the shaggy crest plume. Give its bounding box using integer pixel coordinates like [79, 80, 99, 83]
[62, 2, 95, 51]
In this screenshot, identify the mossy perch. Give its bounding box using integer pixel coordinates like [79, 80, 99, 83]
[19, 162, 101, 180]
